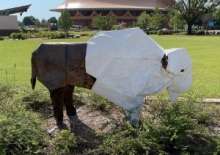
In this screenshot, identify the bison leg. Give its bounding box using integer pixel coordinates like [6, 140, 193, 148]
[50, 88, 67, 129]
[64, 85, 77, 117]
[63, 85, 78, 130]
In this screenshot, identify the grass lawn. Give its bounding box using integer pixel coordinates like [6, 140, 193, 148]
[0, 34, 219, 97]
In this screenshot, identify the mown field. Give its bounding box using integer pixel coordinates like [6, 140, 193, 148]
[0, 33, 220, 97]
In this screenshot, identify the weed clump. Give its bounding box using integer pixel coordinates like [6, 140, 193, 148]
[75, 87, 113, 113]
[92, 98, 220, 155]
[50, 130, 77, 155]
[0, 85, 48, 155]
[22, 89, 52, 118]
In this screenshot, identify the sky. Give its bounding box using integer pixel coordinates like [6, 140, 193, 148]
[0, 0, 63, 21]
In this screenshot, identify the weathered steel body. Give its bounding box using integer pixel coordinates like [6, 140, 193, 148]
[31, 43, 96, 91]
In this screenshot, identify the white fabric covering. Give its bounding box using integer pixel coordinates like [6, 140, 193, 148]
[86, 28, 192, 112]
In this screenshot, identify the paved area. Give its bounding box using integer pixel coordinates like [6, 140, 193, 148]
[145, 96, 220, 104]
[203, 98, 220, 104]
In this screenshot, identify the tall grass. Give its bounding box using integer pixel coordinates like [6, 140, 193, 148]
[0, 85, 48, 155]
[91, 96, 220, 155]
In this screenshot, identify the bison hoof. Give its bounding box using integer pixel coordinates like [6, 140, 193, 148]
[57, 122, 68, 130]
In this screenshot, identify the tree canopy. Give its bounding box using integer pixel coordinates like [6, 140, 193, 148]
[59, 11, 73, 37]
[48, 17, 58, 24]
[92, 16, 116, 30]
[22, 16, 40, 26]
[175, 0, 220, 34]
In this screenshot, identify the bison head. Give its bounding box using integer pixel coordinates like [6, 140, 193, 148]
[165, 48, 192, 101]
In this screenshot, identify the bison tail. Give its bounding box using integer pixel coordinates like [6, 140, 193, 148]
[31, 53, 37, 90]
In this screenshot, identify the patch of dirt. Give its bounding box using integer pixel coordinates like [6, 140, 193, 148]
[45, 105, 125, 154]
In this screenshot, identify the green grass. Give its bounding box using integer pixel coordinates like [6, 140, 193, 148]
[152, 35, 220, 97]
[0, 34, 219, 97]
[0, 36, 89, 88]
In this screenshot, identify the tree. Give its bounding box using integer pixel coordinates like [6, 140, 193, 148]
[22, 16, 39, 26]
[92, 16, 116, 30]
[59, 11, 73, 37]
[48, 17, 58, 31]
[169, 10, 186, 31]
[175, 0, 220, 34]
[137, 9, 167, 32]
[137, 12, 151, 31]
[149, 8, 167, 30]
[48, 17, 58, 24]
[214, 9, 220, 26]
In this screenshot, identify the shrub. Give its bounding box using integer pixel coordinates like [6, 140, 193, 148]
[0, 37, 4, 41]
[51, 130, 77, 154]
[92, 98, 220, 155]
[137, 12, 151, 32]
[0, 112, 47, 155]
[89, 92, 113, 112]
[112, 23, 127, 30]
[74, 88, 113, 112]
[9, 31, 68, 40]
[10, 32, 27, 40]
[22, 90, 52, 118]
[157, 28, 173, 35]
[194, 30, 206, 35]
[91, 123, 164, 155]
[0, 85, 48, 155]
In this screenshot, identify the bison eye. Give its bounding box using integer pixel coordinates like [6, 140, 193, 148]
[181, 69, 185, 72]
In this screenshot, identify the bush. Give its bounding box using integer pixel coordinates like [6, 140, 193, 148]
[157, 28, 173, 35]
[194, 30, 206, 35]
[74, 88, 113, 112]
[22, 90, 52, 118]
[92, 98, 220, 155]
[10, 32, 27, 40]
[0, 85, 48, 155]
[9, 31, 68, 40]
[0, 37, 4, 41]
[0, 112, 47, 155]
[51, 130, 77, 154]
[47, 32, 66, 39]
[112, 23, 127, 30]
[137, 12, 151, 32]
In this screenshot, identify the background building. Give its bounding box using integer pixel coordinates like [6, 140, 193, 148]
[52, 0, 174, 26]
[0, 5, 31, 36]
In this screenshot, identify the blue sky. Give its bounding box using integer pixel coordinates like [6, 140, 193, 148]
[1, 0, 63, 21]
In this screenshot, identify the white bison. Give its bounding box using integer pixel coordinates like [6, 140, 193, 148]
[31, 28, 192, 128]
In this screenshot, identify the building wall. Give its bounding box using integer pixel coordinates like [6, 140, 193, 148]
[70, 10, 156, 27]
[0, 16, 19, 36]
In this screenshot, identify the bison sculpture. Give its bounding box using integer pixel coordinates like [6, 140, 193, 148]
[31, 28, 192, 128]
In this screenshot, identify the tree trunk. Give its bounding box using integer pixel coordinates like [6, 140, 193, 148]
[187, 23, 193, 35]
[65, 30, 68, 38]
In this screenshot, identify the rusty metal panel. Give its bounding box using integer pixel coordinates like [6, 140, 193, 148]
[32, 43, 95, 90]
